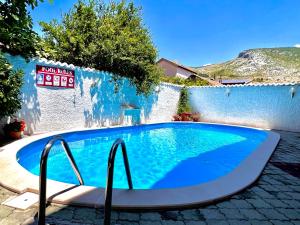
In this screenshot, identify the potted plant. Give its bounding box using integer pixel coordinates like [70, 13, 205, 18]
[3, 119, 26, 139]
[172, 112, 201, 122]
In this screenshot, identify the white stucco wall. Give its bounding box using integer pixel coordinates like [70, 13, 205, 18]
[146, 83, 182, 123]
[189, 84, 300, 132]
[4, 54, 299, 134]
[5, 55, 181, 134]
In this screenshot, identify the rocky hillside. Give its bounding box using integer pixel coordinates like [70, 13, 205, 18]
[195, 47, 300, 83]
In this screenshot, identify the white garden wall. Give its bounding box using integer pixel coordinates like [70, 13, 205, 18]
[4, 54, 300, 134]
[5, 55, 181, 134]
[189, 84, 300, 132]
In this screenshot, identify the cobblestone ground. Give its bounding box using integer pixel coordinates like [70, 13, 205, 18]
[0, 131, 299, 225]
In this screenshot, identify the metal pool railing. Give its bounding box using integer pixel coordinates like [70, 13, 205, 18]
[38, 135, 84, 225]
[37, 136, 133, 225]
[104, 138, 133, 225]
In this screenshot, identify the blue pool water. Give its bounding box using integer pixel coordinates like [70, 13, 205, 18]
[17, 123, 267, 189]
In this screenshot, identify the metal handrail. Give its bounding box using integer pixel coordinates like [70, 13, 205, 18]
[38, 135, 84, 225]
[104, 138, 133, 225]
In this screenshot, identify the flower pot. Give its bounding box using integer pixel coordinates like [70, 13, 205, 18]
[8, 131, 22, 139]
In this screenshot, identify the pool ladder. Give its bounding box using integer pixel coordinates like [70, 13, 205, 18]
[37, 136, 133, 225]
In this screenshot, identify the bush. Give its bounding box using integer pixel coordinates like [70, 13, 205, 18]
[0, 52, 24, 119]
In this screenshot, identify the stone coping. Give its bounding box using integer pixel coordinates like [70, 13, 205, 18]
[0, 122, 280, 210]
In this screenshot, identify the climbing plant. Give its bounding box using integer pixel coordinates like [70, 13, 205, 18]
[177, 86, 191, 114]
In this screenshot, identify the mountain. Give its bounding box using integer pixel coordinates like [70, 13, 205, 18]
[195, 47, 300, 83]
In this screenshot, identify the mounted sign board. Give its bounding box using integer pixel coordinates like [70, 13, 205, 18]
[36, 65, 75, 88]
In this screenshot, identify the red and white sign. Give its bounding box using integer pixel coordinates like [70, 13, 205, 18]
[36, 65, 75, 88]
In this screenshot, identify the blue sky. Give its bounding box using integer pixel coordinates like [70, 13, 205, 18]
[30, 0, 300, 66]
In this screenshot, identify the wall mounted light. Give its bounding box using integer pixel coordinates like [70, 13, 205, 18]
[155, 86, 160, 93]
[290, 86, 296, 98]
[225, 88, 230, 97]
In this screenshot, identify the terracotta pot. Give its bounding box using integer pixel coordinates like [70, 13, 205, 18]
[8, 131, 22, 139]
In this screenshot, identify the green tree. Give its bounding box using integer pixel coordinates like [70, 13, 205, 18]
[39, 0, 161, 94]
[0, 0, 42, 59]
[177, 87, 191, 114]
[0, 52, 24, 119]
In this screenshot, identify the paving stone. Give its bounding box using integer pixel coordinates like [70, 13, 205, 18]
[250, 220, 272, 225]
[228, 220, 251, 225]
[161, 221, 185, 225]
[216, 201, 236, 209]
[291, 220, 300, 225]
[139, 221, 162, 225]
[206, 220, 229, 225]
[246, 199, 272, 208]
[0, 217, 21, 225]
[276, 208, 300, 220]
[160, 211, 181, 221]
[140, 212, 161, 221]
[275, 192, 294, 200]
[118, 212, 139, 221]
[285, 192, 300, 200]
[251, 187, 275, 199]
[199, 209, 225, 220]
[264, 198, 290, 208]
[218, 208, 245, 219]
[230, 199, 253, 209]
[257, 208, 288, 220]
[116, 220, 139, 225]
[185, 221, 206, 225]
[48, 207, 73, 220]
[271, 220, 295, 225]
[239, 209, 266, 220]
[181, 209, 202, 220]
[0, 206, 13, 219]
[281, 200, 300, 208]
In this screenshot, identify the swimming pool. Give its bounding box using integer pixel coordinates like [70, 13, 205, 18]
[18, 123, 267, 189]
[1, 122, 280, 208]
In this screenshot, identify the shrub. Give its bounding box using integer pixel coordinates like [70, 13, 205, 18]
[0, 52, 24, 119]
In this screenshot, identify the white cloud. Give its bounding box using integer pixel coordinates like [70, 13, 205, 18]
[294, 44, 300, 48]
[203, 63, 212, 66]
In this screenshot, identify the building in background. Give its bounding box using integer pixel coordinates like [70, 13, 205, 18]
[157, 58, 197, 79]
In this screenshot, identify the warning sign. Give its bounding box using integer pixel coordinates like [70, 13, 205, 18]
[36, 65, 75, 88]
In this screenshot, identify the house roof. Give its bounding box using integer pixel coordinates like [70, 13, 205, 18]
[220, 79, 252, 85]
[157, 58, 197, 74]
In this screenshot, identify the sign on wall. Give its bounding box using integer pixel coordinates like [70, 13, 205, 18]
[36, 65, 75, 88]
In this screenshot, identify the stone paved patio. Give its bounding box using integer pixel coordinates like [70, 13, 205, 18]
[0, 130, 299, 225]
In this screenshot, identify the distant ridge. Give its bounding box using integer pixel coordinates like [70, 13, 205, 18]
[195, 47, 300, 83]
